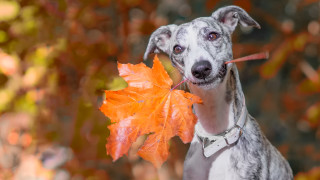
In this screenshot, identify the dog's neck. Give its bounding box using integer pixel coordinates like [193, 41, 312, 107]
[188, 64, 244, 135]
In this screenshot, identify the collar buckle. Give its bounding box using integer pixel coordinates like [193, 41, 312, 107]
[223, 135, 230, 146]
[223, 124, 242, 146]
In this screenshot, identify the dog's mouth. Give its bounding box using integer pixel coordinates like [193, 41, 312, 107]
[190, 64, 227, 86]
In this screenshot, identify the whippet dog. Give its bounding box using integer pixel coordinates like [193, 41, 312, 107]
[143, 5, 293, 180]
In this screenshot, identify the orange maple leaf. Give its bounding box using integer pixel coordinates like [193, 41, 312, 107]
[99, 55, 202, 168]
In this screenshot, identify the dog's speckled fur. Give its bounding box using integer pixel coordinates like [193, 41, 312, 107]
[144, 5, 293, 180]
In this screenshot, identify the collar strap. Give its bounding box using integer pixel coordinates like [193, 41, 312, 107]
[195, 104, 247, 158]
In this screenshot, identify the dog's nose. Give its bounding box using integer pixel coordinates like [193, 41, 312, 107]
[191, 61, 212, 79]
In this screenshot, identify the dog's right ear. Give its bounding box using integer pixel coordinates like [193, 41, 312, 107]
[211, 6, 260, 34]
[143, 24, 177, 60]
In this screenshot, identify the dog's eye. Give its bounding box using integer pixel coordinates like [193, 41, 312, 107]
[208, 32, 219, 41]
[173, 45, 184, 54]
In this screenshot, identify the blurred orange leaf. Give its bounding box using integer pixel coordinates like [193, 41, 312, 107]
[99, 55, 201, 168]
[233, 0, 252, 12]
[260, 33, 309, 79]
[298, 0, 320, 8]
[297, 65, 320, 95]
[304, 102, 320, 128]
[295, 166, 320, 180]
[0, 1, 20, 21]
[297, 78, 320, 95]
[260, 41, 291, 79]
[205, 0, 220, 11]
[0, 52, 19, 76]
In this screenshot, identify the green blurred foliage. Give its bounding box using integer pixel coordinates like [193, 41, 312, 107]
[0, 0, 319, 179]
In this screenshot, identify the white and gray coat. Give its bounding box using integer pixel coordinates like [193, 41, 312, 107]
[144, 5, 293, 180]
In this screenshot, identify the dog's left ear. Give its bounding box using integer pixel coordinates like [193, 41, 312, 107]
[212, 6, 260, 33]
[143, 24, 177, 60]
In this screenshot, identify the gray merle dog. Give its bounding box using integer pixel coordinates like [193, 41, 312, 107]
[143, 5, 293, 180]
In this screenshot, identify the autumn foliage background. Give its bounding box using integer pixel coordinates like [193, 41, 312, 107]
[0, 0, 319, 179]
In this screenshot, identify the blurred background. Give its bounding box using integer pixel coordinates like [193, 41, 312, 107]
[0, 0, 319, 179]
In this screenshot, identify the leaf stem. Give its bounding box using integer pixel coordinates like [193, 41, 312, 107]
[171, 79, 188, 90]
[225, 52, 269, 64]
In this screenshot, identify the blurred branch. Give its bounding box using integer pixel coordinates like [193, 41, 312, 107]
[299, 61, 319, 84]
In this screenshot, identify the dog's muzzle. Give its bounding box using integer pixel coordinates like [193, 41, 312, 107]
[191, 62, 227, 86]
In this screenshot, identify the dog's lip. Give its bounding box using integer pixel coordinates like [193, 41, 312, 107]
[190, 63, 227, 86]
[190, 78, 215, 86]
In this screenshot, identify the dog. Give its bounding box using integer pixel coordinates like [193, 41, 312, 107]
[143, 5, 293, 180]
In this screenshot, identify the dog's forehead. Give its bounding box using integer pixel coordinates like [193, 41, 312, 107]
[191, 17, 213, 29]
[174, 17, 221, 39]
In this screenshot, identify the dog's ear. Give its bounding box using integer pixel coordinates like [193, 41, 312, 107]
[211, 6, 260, 33]
[143, 24, 177, 60]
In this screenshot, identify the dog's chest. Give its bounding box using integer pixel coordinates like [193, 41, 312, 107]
[184, 137, 236, 180]
[208, 148, 234, 180]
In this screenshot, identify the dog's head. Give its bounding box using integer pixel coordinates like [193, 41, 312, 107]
[144, 6, 260, 88]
